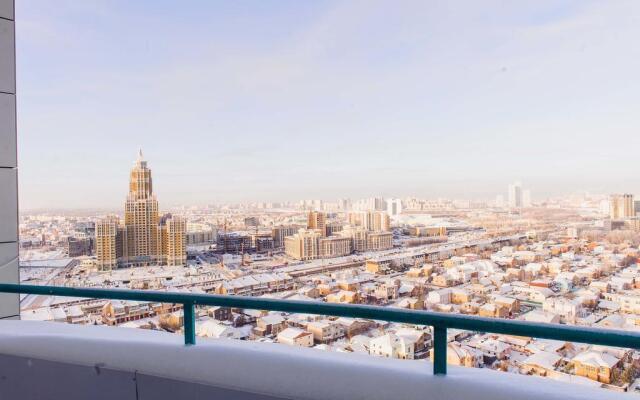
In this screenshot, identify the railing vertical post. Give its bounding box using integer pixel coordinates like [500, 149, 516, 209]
[433, 325, 447, 375]
[183, 302, 196, 346]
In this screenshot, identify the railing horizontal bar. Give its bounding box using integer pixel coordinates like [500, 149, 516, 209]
[3, 283, 639, 350]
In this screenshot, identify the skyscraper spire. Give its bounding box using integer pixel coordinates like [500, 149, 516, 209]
[129, 149, 152, 199]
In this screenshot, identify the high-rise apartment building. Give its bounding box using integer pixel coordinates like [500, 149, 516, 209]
[284, 229, 322, 261]
[353, 197, 386, 211]
[125, 150, 160, 266]
[284, 229, 353, 260]
[272, 225, 302, 248]
[508, 181, 523, 208]
[340, 226, 393, 252]
[341, 226, 368, 252]
[66, 236, 94, 257]
[337, 198, 351, 211]
[609, 194, 635, 220]
[366, 232, 393, 251]
[307, 211, 327, 236]
[319, 236, 352, 258]
[185, 223, 217, 245]
[244, 217, 260, 228]
[95, 151, 186, 268]
[161, 215, 187, 266]
[95, 216, 122, 271]
[386, 198, 402, 217]
[348, 211, 390, 232]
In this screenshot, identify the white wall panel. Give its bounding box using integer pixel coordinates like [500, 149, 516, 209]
[0, 168, 17, 243]
[0, 19, 15, 93]
[0, 242, 18, 318]
[0, 93, 16, 167]
[0, 0, 13, 21]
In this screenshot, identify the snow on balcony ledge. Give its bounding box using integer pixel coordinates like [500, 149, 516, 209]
[0, 320, 623, 400]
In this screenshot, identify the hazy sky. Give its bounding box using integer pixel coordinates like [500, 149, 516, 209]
[16, 0, 640, 209]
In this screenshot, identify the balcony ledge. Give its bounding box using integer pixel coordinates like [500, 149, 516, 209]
[0, 320, 624, 400]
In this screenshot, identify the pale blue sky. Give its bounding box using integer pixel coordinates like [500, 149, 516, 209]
[15, 0, 640, 209]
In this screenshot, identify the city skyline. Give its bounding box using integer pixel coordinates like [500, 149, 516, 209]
[6, 1, 640, 396]
[16, 1, 640, 209]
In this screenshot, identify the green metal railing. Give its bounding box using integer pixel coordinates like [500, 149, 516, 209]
[2, 283, 639, 376]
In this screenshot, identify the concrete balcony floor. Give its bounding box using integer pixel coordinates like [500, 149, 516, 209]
[0, 321, 623, 400]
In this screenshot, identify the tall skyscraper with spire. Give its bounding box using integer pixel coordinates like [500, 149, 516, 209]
[96, 150, 186, 270]
[124, 149, 160, 266]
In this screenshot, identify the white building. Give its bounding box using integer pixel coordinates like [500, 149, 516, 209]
[543, 297, 582, 323]
[369, 333, 415, 359]
[386, 198, 402, 217]
[197, 321, 242, 340]
[508, 181, 523, 208]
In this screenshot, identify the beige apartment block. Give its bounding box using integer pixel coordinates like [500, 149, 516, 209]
[307, 211, 327, 236]
[319, 236, 352, 258]
[348, 211, 390, 232]
[163, 216, 187, 266]
[272, 224, 300, 248]
[284, 229, 322, 260]
[366, 232, 393, 251]
[610, 193, 635, 219]
[95, 216, 121, 271]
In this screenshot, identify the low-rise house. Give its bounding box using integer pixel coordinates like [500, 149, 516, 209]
[543, 297, 582, 324]
[603, 291, 640, 314]
[427, 289, 451, 305]
[521, 351, 562, 376]
[207, 306, 232, 322]
[406, 265, 433, 278]
[450, 288, 471, 304]
[523, 310, 560, 324]
[254, 314, 286, 337]
[596, 314, 624, 329]
[277, 327, 314, 347]
[369, 333, 416, 360]
[432, 275, 456, 287]
[470, 338, 511, 361]
[307, 320, 345, 343]
[396, 297, 423, 310]
[432, 342, 483, 368]
[214, 273, 294, 296]
[101, 300, 154, 326]
[349, 335, 371, 353]
[572, 350, 622, 384]
[198, 321, 242, 340]
[326, 290, 359, 304]
[374, 282, 398, 302]
[460, 302, 480, 315]
[66, 305, 88, 324]
[395, 328, 429, 353]
[334, 318, 375, 338]
[493, 295, 520, 315]
[478, 303, 508, 318]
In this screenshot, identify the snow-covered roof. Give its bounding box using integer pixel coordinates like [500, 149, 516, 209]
[278, 327, 311, 340]
[259, 314, 286, 326]
[523, 351, 561, 370]
[572, 350, 619, 368]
